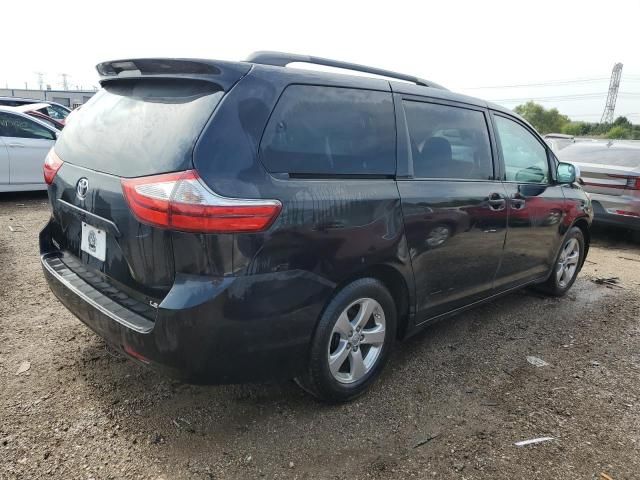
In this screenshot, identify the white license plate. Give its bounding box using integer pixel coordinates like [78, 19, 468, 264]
[81, 222, 106, 262]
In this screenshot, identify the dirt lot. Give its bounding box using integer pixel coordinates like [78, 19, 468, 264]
[1, 191, 640, 480]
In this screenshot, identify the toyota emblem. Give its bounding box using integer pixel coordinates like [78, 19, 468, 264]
[76, 178, 89, 199]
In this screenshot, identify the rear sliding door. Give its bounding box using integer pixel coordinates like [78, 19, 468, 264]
[396, 98, 508, 322]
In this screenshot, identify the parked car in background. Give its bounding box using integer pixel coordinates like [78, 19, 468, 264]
[40, 53, 592, 402]
[0, 106, 59, 192]
[555, 139, 640, 239]
[0, 96, 71, 121]
[11, 103, 66, 130]
[544, 133, 576, 151]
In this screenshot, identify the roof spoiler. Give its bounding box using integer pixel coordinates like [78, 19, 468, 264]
[246, 51, 447, 90]
[95, 58, 251, 90]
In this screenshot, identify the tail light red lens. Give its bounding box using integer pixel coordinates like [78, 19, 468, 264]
[608, 174, 640, 190]
[121, 170, 282, 233]
[43, 149, 64, 185]
[123, 344, 150, 364]
[613, 210, 640, 217]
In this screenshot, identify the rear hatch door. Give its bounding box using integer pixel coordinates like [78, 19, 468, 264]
[47, 59, 250, 308]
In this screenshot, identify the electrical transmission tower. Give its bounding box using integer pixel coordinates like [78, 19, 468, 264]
[35, 72, 44, 90]
[600, 63, 623, 124]
[60, 73, 69, 91]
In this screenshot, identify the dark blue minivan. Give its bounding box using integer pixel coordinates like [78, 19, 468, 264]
[40, 53, 592, 402]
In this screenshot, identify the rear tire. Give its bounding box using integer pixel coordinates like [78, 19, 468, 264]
[296, 278, 396, 403]
[537, 226, 585, 296]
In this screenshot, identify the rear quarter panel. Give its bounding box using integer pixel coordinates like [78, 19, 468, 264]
[193, 66, 415, 323]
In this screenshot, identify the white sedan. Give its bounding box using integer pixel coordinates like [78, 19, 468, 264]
[0, 106, 59, 192]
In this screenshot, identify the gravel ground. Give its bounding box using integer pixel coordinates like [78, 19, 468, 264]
[1, 191, 640, 480]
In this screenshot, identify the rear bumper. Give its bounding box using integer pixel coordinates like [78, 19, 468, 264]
[40, 223, 333, 383]
[591, 199, 640, 231]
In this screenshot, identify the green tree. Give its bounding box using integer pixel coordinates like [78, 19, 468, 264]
[514, 101, 570, 134]
[606, 126, 631, 139]
[613, 116, 632, 129]
[562, 121, 590, 136]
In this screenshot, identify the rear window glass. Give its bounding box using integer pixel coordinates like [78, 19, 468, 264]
[55, 79, 223, 177]
[403, 101, 493, 180]
[557, 143, 640, 168]
[260, 85, 395, 176]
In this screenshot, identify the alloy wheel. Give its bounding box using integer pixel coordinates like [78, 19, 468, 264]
[556, 238, 580, 288]
[327, 298, 386, 384]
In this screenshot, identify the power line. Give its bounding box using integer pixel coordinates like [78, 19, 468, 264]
[463, 77, 609, 89]
[568, 112, 640, 118]
[490, 91, 640, 103]
[491, 92, 610, 102]
[462, 75, 640, 90]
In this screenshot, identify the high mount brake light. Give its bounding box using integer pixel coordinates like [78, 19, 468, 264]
[121, 170, 282, 233]
[43, 148, 64, 185]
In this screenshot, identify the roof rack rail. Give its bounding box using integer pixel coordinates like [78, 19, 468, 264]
[245, 51, 446, 90]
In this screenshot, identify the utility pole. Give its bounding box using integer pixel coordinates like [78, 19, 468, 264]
[35, 72, 44, 90]
[60, 73, 69, 91]
[600, 63, 623, 124]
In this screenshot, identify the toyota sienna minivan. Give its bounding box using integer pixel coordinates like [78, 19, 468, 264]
[40, 53, 592, 402]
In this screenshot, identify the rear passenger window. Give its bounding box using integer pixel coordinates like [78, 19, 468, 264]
[0, 112, 55, 140]
[260, 85, 395, 176]
[494, 115, 550, 184]
[403, 101, 494, 180]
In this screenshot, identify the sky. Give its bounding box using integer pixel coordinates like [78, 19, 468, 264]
[3, 0, 639, 123]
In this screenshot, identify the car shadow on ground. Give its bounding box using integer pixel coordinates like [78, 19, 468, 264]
[0, 191, 48, 202]
[590, 224, 639, 248]
[72, 273, 623, 451]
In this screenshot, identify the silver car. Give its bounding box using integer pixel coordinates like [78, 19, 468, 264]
[554, 139, 640, 236]
[0, 106, 59, 192]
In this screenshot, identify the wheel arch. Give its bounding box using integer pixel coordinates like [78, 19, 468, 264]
[571, 217, 591, 270]
[320, 264, 413, 341]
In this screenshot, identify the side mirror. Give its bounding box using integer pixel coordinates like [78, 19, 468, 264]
[557, 162, 576, 184]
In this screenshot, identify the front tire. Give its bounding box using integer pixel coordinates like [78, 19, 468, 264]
[538, 226, 585, 296]
[296, 278, 396, 403]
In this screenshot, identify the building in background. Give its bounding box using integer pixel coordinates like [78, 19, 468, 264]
[0, 88, 97, 109]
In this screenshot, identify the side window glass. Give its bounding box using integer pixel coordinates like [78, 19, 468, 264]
[0, 112, 11, 136]
[45, 106, 67, 120]
[260, 85, 395, 176]
[494, 115, 549, 183]
[0, 113, 55, 140]
[403, 101, 493, 180]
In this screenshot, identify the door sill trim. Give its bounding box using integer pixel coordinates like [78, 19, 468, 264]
[414, 276, 548, 328]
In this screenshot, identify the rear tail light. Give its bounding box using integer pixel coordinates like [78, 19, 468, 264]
[626, 176, 640, 190]
[43, 148, 64, 184]
[121, 170, 282, 233]
[607, 174, 640, 190]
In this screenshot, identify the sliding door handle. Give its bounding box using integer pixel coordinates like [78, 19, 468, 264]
[510, 192, 527, 209]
